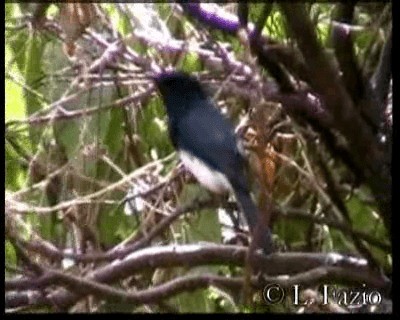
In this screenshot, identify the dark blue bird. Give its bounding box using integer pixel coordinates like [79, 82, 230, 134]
[154, 71, 272, 253]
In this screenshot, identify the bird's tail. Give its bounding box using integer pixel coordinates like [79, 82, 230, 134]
[233, 187, 258, 231]
[233, 186, 273, 254]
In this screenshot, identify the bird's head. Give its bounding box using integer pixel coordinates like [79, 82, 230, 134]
[153, 71, 207, 106]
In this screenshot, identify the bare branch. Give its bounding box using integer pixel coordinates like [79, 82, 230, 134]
[371, 25, 392, 108]
[331, 3, 365, 104]
[5, 244, 390, 310]
[279, 3, 391, 233]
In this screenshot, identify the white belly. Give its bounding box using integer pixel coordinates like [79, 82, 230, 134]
[179, 150, 232, 194]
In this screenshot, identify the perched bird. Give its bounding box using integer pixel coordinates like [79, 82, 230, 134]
[153, 71, 272, 253]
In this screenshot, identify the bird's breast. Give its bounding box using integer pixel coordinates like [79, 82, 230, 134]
[179, 150, 232, 194]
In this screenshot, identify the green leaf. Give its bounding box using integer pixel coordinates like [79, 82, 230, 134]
[23, 33, 48, 146]
[275, 218, 310, 249]
[98, 206, 136, 246]
[137, 98, 172, 159]
[5, 240, 17, 275]
[182, 52, 202, 73]
[103, 107, 124, 159]
[5, 141, 26, 191]
[175, 288, 211, 312]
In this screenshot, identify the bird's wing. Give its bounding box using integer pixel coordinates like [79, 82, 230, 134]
[173, 101, 247, 186]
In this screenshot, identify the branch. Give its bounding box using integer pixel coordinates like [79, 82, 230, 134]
[279, 3, 391, 234]
[279, 207, 390, 252]
[182, 3, 295, 91]
[371, 24, 392, 108]
[6, 271, 242, 309]
[312, 149, 380, 269]
[254, 3, 273, 38]
[6, 152, 175, 216]
[5, 86, 154, 127]
[5, 244, 390, 310]
[260, 44, 310, 85]
[182, 3, 241, 34]
[7, 197, 216, 263]
[5, 291, 46, 311]
[237, 3, 248, 28]
[331, 3, 365, 104]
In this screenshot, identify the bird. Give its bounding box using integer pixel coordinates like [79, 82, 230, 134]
[153, 71, 272, 254]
